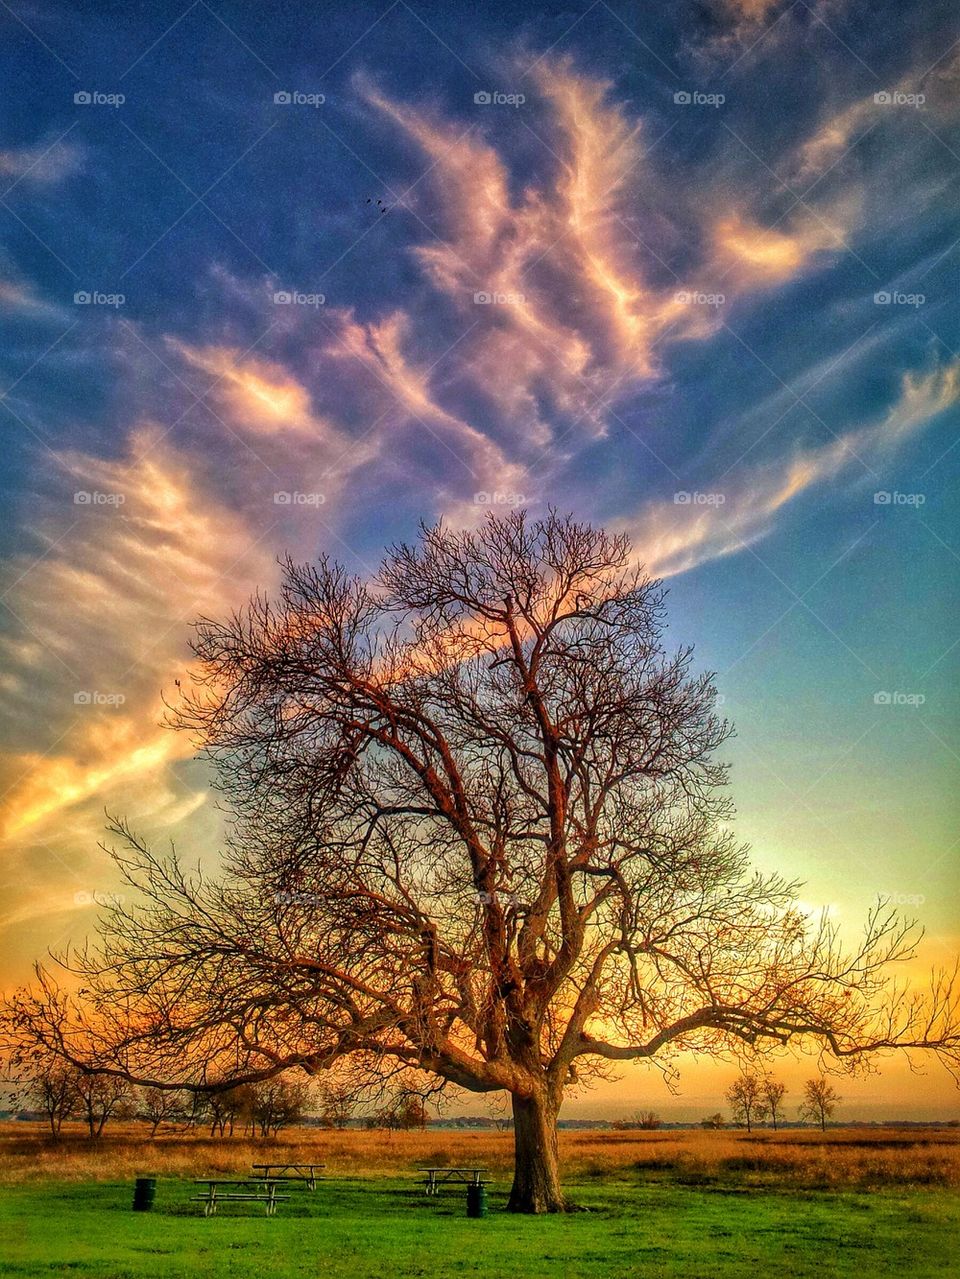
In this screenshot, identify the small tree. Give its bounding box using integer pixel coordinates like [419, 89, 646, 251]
[799, 1077, 841, 1131]
[700, 1113, 724, 1129]
[375, 1091, 429, 1130]
[249, 1077, 312, 1137]
[30, 1062, 80, 1139]
[74, 1071, 131, 1139]
[198, 1086, 247, 1137]
[634, 1109, 662, 1129]
[725, 1073, 767, 1132]
[139, 1086, 187, 1137]
[761, 1077, 787, 1131]
[319, 1082, 355, 1130]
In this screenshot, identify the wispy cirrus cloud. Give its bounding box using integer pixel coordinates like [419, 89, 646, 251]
[620, 357, 960, 579]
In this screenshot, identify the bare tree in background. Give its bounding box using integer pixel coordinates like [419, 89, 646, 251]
[318, 1081, 355, 1129]
[761, 1077, 787, 1131]
[27, 1062, 79, 1139]
[6, 513, 960, 1211]
[139, 1086, 188, 1137]
[74, 1071, 131, 1140]
[248, 1077, 312, 1138]
[800, 1077, 841, 1131]
[726, 1073, 767, 1132]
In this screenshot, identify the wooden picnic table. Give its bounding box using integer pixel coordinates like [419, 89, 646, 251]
[418, 1167, 488, 1196]
[250, 1162, 326, 1190]
[192, 1177, 289, 1216]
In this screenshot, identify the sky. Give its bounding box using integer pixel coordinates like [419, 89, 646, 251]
[0, 0, 958, 1119]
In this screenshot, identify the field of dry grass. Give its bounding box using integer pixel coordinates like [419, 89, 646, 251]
[3, 1122, 959, 1189]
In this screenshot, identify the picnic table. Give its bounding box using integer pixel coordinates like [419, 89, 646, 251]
[250, 1163, 325, 1190]
[418, 1167, 488, 1196]
[192, 1177, 289, 1216]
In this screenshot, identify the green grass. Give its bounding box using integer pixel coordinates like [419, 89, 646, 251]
[0, 1178, 957, 1278]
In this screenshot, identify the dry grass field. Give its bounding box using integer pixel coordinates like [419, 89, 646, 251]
[3, 1122, 959, 1190]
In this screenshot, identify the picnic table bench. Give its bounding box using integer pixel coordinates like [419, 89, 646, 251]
[250, 1163, 325, 1190]
[418, 1167, 489, 1196]
[192, 1178, 289, 1216]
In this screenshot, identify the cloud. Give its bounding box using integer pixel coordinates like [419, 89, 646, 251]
[620, 358, 960, 579]
[789, 50, 960, 184]
[169, 340, 324, 436]
[0, 427, 278, 852]
[711, 208, 848, 288]
[0, 139, 84, 187]
[360, 64, 727, 451]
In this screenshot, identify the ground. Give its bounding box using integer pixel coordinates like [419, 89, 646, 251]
[1, 1127, 957, 1278]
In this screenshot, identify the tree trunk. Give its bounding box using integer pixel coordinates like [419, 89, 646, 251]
[508, 1091, 566, 1213]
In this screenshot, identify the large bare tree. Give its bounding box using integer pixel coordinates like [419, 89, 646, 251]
[6, 512, 959, 1211]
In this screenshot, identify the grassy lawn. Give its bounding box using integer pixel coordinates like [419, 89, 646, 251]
[0, 1177, 957, 1279]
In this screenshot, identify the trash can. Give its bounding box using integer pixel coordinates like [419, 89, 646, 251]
[132, 1177, 157, 1212]
[466, 1182, 488, 1218]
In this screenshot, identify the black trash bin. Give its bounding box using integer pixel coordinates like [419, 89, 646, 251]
[466, 1182, 488, 1218]
[132, 1177, 157, 1212]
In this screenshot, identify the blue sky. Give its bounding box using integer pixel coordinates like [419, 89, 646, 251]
[0, 0, 958, 1114]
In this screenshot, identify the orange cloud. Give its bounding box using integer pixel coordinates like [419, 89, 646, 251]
[712, 210, 846, 288]
[0, 427, 278, 858]
[168, 341, 319, 435]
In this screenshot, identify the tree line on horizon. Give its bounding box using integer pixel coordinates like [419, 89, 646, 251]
[4, 1050, 846, 1139]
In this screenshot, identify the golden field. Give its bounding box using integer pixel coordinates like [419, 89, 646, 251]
[3, 1123, 959, 1190]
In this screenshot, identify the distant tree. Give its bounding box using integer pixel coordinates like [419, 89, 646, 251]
[74, 1071, 131, 1139]
[761, 1077, 787, 1131]
[318, 1082, 355, 1130]
[139, 1086, 187, 1137]
[375, 1092, 429, 1130]
[700, 1113, 724, 1129]
[30, 1062, 80, 1139]
[249, 1077, 312, 1137]
[725, 1073, 767, 1132]
[799, 1077, 841, 1131]
[196, 1086, 247, 1137]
